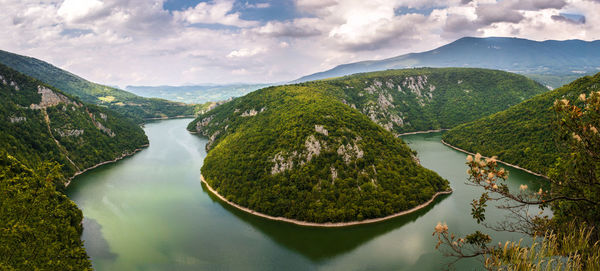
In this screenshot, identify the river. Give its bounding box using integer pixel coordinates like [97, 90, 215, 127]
[66, 118, 547, 270]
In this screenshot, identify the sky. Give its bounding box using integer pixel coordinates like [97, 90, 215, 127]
[0, 0, 598, 87]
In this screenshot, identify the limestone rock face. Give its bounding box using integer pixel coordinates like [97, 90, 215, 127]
[30, 86, 77, 109]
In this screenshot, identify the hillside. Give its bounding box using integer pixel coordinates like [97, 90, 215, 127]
[188, 83, 450, 223]
[303, 68, 546, 135]
[443, 72, 600, 175]
[0, 63, 149, 182]
[295, 37, 600, 88]
[0, 50, 199, 123]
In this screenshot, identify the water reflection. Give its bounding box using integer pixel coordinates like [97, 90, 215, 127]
[81, 218, 118, 262]
[201, 181, 451, 261]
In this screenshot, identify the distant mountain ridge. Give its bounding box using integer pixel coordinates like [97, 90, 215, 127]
[0, 50, 199, 123]
[295, 37, 600, 88]
[126, 83, 271, 104]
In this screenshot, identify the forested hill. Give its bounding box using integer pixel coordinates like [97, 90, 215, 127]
[0, 50, 199, 123]
[189, 82, 450, 223]
[0, 63, 148, 181]
[187, 68, 545, 223]
[295, 37, 600, 88]
[443, 72, 600, 175]
[301, 68, 546, 135]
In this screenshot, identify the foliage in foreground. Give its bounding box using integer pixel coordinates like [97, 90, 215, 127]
[0, 154, 92, 270]
[434, 87, 600, 270]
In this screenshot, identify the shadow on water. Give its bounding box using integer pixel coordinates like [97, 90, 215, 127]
[81, 218, 118, 263]
[201, 182, 451, 262]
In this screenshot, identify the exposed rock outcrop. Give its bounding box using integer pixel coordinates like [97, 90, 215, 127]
[30, 86, 77, 109]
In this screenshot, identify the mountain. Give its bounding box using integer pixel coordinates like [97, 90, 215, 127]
[0, 63, 148, 183]
[295, 37, 600, 88]
[442, 72, 600, 176]
[126, 83, 271, 104]
[0, 50, 199, 123]
[300, 68, 545, 135]
[187, 68, 544, 223]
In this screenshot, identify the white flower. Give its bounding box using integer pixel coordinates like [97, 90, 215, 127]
[466, 155, 473, 162]
[519, 184, 528, 191]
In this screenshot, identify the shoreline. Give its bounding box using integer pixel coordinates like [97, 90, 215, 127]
[65, 144, 149, 187]
[397, 129, 448, 136]
[200, 174, 453, 227]
[440, 140, 548, 179]
[144, 115, 195, 121]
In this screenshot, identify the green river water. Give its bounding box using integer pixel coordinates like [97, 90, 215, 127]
[66, 118, 546, 270]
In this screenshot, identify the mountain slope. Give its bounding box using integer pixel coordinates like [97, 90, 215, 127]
[0, 63, 148, 181]
[302, 68, 546, 135]
[0, 50, 198, 123]
[295, 37, 600, 88]
[442, 72, 600, 175]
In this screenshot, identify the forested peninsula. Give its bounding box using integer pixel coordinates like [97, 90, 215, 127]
[189, 68, 546, 223]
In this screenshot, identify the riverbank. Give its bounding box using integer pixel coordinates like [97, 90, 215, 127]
[144, 115, 195, 121]
[397, 129, 448, 136]
[65, 144, 149, 186]
[440, 140, 548, 179]
[200, 174, 452, 227]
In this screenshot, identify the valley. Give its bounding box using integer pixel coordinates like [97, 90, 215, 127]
[67, 119, 546, 270]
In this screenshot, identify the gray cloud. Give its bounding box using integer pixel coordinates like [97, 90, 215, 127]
[443, 15, 481, 39]
[509, 0, 567, 10]
[255, 21, 322, 37]
[476, 5, 524, 24]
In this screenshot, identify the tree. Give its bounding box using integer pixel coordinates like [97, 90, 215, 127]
[433, 91, 600, 270]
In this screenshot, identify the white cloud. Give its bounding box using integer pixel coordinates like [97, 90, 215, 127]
[174, 0, 257, 27]
[227, 47, 267, 58]
[58, 0, 104, 22]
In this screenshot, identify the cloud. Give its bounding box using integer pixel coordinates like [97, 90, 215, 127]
[0, 0, 599, 86]
[476, 4, 524, 24]
[174, 0, 258, 27]
[226, 47, 267, 58]
[245, 2, 270, 9]
[57, 0, 104, 22]
[509, 0, 567, 10]
[255, 19, 322, 37]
